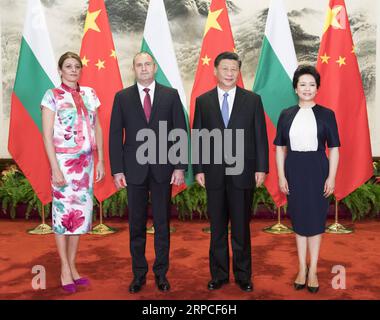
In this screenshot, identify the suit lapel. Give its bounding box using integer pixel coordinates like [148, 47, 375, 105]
[132, 83, 148, 124]
[227, 86, 246, 128]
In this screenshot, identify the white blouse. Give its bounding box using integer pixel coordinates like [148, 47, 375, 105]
[289, 107, 318, 151]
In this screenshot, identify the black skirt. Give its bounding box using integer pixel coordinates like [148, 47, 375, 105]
[285, 150, 329, 236]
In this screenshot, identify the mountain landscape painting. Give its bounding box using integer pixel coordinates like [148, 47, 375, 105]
[1, 0, 378, 156]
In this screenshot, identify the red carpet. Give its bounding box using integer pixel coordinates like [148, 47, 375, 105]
[1, 218, 379, 300]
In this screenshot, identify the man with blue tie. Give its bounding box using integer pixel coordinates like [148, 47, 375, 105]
[193, 52, 269, 292]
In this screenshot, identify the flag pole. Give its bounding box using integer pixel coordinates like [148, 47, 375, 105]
[28, 203, 53, 235]
[89, 201, 117, 235]
[325, 199, 353, 234]
[263, 206, 293, 234]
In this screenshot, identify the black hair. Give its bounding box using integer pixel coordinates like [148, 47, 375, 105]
[214, 51, 242, 69]
[292, 65, 321, 89]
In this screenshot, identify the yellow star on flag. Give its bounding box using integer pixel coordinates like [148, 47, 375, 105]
[204, 8, 223, 36]
[81, 56, 90, 67]
[351, 45, 356, 54]
[323, 5, 344, 34]
[320, 53, 330, 64]
[201, 54, 211, 66]
[84, 9, 101, 35]
[336, 56, 346, 67]
[110, 49, 117, 59]
[95, 59, 105, 70]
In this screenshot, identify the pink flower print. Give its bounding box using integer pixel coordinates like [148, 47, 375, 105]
[52, 89, 65, 100]
[90, 88, 98, 100]
[64, 126, 73, 140]
[60, 102, 74, 109]
[53, 190, 65, 199]
[53, 136, 64, 145]
[72, 173, 90, 191]
[73, 121, 84, 145]
[65, 194, 82, 205]
[64, 154, 90, 174]
[61, 209, 85, 233]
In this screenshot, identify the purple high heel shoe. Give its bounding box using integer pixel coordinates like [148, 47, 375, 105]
[73, 277, 90, 286]
[61, 283, 76, 293]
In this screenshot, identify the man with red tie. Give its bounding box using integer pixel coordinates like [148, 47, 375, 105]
[109, 52, 187, 293]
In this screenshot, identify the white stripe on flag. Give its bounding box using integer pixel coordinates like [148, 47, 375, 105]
[23, 0, 60, 86]
[265, 0, 298, 80]
[143, 0, 187, 111]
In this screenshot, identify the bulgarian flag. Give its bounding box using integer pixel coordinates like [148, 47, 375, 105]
[79, 0, 123, 202]
[253, 0, 298, 207]
[316, 0, 373, 200]
[8, 0, 60, 205]
[141, 0, 193, 197]
[189, 0, 244, 127]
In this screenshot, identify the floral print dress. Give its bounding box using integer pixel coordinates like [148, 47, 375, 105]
[41, 83, 100, 235]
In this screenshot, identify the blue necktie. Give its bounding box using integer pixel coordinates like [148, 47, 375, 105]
[221, 92, 229, 128]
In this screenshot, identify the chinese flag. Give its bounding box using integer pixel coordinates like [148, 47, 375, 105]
[316, 0, 373, 200]
[79, 0, 123, 202]
[189, 0, 243, 127]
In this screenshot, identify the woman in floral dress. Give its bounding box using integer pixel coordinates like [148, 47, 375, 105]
[41, 52, 105, 292]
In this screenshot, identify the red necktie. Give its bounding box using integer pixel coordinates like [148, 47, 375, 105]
[143, 88, 152, 122]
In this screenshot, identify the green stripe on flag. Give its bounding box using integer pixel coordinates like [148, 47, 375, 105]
[141, 39, 193, 187]
[13, 38, 55, 132]
[253, 37, 297, 126]
[141, 39, 172, 88]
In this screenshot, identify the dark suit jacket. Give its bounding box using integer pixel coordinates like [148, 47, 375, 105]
[109, 82, 187, 184]
[192, 86, 269, 189]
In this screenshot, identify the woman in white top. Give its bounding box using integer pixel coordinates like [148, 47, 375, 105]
[274, 65, 340, 293]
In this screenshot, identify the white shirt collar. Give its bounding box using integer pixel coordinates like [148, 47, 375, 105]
[137, 81, 156, 106]
[137, 80, 155, 94]
[217, 86, 236, 98]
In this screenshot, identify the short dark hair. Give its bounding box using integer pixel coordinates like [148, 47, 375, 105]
[214, 51, 242, 69]
[132, 51, 155, 66]
[292, 65, 321, 89]
[58, 52, 82, 69]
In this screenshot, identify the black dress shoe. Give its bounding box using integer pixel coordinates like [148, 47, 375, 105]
[155, 276, 170, 292]
[235, 280, 253, 292]
[307, 285, 319, 293]
[129, 277, 146, 294]
[294, 282, 306, 290]
[207, 279, 229, 290]
[294, 267, 308, 290]
[307, 269, 319, 293]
